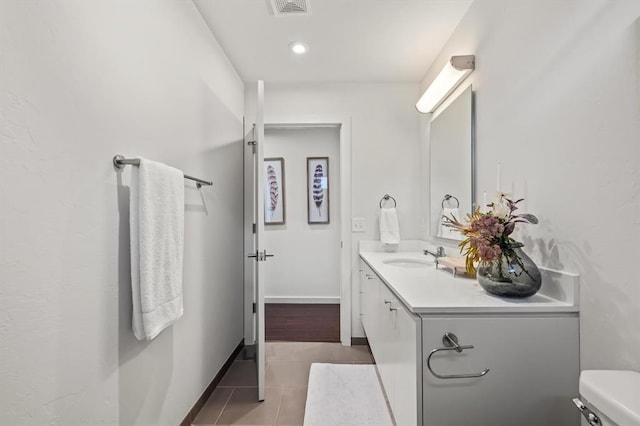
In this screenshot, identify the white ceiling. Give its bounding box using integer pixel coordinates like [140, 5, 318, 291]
[193, 0, 473, 83]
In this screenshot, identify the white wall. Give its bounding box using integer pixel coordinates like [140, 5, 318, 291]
[420, 0, 640, 370]
[0, 1, 245, 424]
[264, 127, 341, 302]
[246, 83, 422, 337]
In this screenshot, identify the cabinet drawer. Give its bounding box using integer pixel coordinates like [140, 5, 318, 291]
[422, 316, 579, 426]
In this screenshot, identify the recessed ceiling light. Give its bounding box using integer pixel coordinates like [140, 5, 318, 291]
[289, 41, 309, 55]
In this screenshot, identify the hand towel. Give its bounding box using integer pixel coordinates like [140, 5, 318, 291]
[130, 158, 185, 340]
[379, 207, 400, 246]
[439, 207, 463, 240]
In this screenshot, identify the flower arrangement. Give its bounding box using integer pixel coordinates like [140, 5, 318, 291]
[442, 194, 538, 277]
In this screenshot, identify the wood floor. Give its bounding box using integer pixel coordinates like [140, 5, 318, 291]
[265, 303, 340, 342]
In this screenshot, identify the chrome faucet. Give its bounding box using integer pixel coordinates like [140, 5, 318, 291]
[424, 246, 446, 266]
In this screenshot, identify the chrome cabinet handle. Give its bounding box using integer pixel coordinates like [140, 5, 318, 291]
[384, 300, 398, 311]
[426, 332, 490, 380]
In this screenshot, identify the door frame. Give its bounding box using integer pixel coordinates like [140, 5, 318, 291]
[243, 115, 353, 346]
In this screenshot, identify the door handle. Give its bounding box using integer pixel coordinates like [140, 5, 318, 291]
[248, 250, 274, 261]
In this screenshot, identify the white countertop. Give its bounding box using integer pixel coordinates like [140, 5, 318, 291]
[360, 247, 579, 315]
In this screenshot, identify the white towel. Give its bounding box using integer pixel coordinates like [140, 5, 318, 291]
[439, 207, 463, 240]
[379, 207, 400, 246]
[130, 158, 185, 340]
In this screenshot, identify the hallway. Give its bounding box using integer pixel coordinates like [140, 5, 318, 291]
[192, 342, 374, 425]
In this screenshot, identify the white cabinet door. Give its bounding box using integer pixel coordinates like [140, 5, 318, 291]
[377, 283, 396, 413]
[392, 299, 419, 426]
[359, 262, 368, 332]
[422, 316, 580, 426]
[361, 263, 380, 355]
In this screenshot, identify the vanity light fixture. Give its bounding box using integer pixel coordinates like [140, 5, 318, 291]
[289, 41, 309, 55]
[416, 55, 475, 113]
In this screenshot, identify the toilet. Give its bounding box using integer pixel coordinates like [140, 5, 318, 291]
[573, 370, 640, 426]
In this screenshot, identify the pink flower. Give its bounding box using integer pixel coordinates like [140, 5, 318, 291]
[469, 214, 504, 239]
[469, 237, 501, 262]
[440, 196, 537, 275]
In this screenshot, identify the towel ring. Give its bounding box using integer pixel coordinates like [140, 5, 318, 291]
[379, 194, 397, 208]
[442, 194, 460, 209]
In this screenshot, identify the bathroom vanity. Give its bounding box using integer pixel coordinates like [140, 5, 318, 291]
[359, 242, 580, 426]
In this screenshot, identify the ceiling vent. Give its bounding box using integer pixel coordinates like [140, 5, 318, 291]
[268, 0, 311, 17]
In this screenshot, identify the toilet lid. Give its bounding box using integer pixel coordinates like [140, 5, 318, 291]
[580, 370, 640, 426]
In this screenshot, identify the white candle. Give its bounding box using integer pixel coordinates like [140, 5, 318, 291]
[497, 163, 502, 192]
[482, 192, 487, 213]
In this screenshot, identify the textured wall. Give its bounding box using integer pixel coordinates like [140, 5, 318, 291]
[0, 1, 245, 424]
[420, 0, 640, 370]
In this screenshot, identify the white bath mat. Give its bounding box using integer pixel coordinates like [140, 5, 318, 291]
[303, 363, 394, 426]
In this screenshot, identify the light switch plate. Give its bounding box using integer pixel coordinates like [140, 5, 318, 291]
[352, 217, 366, 233]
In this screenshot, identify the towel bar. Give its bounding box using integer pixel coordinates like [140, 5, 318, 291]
[113, 155, 212, 188]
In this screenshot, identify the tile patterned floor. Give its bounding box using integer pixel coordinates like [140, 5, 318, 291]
[192, 342, 374, 426]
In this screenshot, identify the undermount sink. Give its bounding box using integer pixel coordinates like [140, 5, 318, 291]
[382, 258, 434, 268]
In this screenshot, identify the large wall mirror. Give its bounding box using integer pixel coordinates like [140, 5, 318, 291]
[430, 84, 474, 240]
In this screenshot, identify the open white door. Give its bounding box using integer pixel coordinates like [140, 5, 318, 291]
[253, 80, 267, 401]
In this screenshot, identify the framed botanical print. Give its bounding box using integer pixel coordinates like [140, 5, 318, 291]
[307, 157, 329, 224]
[264, 158, 285, 225]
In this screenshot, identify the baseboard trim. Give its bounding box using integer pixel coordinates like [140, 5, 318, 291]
[180, 339, 244, 426]
[351, 337, 369, 346]
[265, 296, 340, 304]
